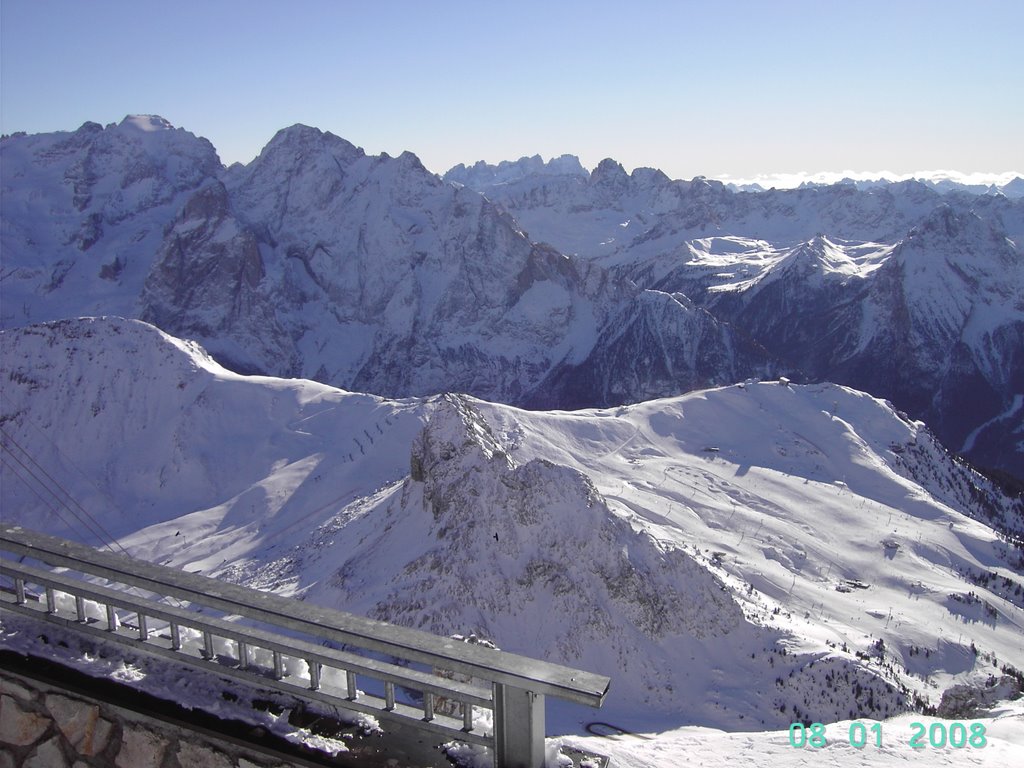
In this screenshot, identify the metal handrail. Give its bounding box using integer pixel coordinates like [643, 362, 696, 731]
[0, 524, 610, 767]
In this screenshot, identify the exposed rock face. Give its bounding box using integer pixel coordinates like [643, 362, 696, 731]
[449, 159, 1024, 477]
[662, 210, 1024, 478]
[136, 122, 766, 403]
[140, 180, 290, 375]
[528, 289, 769, 408]
[446, 153, 588, 189]
[2, 118, 766, 406]
[4, 117, 1021, 475]
[937, 675, 1022, 718]
[0, 116, 221, 326]
[837, 210, 1023, 458]
[330, 394, 746, 706]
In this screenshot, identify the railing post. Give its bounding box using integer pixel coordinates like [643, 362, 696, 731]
[238, 640, 249, 669]
[492, 682, 545, 768]
[204, 631, 215, 660]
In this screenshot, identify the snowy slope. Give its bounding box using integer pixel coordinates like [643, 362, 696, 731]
[2, 318, 1021, 743]
[0, 317, 427, 542]
[550, 707, 1024, 768]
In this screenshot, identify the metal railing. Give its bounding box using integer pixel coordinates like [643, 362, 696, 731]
[0, 524, 610, 768]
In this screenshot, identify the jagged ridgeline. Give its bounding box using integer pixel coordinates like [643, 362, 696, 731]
[446, 156, 1024, 482]
[5, 116, 1022, 478]
[3, 318, 1022, 731]
[0, 117, 767, 409]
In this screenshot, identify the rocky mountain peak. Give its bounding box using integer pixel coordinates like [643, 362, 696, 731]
[385, 393, 748, 676]
[590, 157, 629, 186]
[74, 120, 104, 136]
[899, 206, 1016, 273]
[410, 394, 512, 486]
[118, 114, 176, 133]
[396, 149, 428, 173]
[442, 153, 588, 189]
[630, 166, 671, 187]
[547, 153, 588, 177]
[911, 204, 968, 240]
[778, 233, 846, 274]
[255, 123, 365, 169]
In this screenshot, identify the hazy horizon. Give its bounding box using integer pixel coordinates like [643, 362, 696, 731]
[2, 0, 1022, 181]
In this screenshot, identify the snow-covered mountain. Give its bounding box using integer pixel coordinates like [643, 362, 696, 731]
[645, 211, 1024, 481]
[445, 157, 1024, 253]
[3, 116, 1021, 477]
[1, 118, 766, 405]
[722, 174, 1024, 198]
[443, 156, 1023, 261]
[3, 318, 1022, 735]
[444, 156, 1024, 480]
[0, 116, 221, 327]
[446, 154, 588, 189]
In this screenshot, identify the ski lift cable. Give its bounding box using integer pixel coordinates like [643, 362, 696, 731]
[0, 425, 130, 559]
[0, 432, 113, 548]
[0, 427, 117, 550]
[0, 425, 188, 609]
[21, 414, 131, 540]
[0, 452, 97, 550]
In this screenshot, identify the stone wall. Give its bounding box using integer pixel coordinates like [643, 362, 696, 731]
[0, 669, 298, 768]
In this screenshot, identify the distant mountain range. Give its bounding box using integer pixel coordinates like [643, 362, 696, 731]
[2, 117, 1021, 480]
[445, 157, 1024, 199]
[725, 175, 1024, 197]
[1, 117, 766, 408]
[444, 156, 1024, 481]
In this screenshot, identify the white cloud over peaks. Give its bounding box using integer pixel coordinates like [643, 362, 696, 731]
[716, 170, 1023, 189]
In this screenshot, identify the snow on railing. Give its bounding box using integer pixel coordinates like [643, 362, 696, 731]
[0, 524, 609, 768]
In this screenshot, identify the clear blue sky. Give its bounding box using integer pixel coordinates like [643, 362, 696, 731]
[2, 0, 1021, 181]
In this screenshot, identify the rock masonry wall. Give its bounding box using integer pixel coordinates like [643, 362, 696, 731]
[0, 669, 297, 768]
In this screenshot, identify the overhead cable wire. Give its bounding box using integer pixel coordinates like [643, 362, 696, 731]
[20, 416, 134, 554]
[0, 425, 128, 558]
[0, 431, 112, 548]
[0, 452, 88, 544]
[0, 425, 187, 610]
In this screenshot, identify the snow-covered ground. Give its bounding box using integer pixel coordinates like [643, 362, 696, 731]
[4, 610, 1021, 767]
[553, 706, 1024, 767]
[2, 317, 1022, 766]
